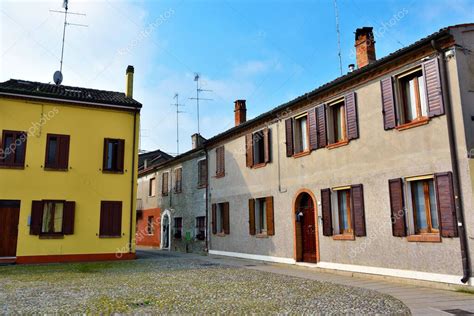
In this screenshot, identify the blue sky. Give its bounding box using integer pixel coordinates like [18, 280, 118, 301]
[1, 0, 473, 155]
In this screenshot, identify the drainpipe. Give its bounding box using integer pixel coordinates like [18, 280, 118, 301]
[276, 121, 287, 193]
[129, 110, 138, 254]
[432, 39, 471, 283]
[205, 148, 210, 252]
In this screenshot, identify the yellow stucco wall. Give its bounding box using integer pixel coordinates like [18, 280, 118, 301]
[0, 97, 139, 257]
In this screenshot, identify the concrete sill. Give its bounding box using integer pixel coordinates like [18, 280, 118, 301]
[326, 140, 349, 150]
[256, 233, 269, 238]
[293, 150, 311, 158]
[396, 117, 429, 131]
[333, 234, 355, 241]
[251, 162, 267, 169]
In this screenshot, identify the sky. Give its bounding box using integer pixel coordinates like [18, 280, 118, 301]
[1, 0, 473, 155]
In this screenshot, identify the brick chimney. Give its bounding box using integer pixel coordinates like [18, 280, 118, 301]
[234, 100, 247, 126]
[355, 27, 376, 69]
[125, 65, 134, 98]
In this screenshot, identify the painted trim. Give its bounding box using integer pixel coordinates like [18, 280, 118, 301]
[16, 252, 135, 264]
[209, 250, 296, 265]
[316, 261, 474, 286]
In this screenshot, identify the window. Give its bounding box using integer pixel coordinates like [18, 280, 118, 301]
[212, 202, 229, 235]
[294, 114, 309, 154]
[246, 128, 271, 168]
[336, 189, 352, 234]
[196, 216, 206, 240]
[397, 69, 427, 125]
[45, 134, 70, 170]
[327, 99, 347, 144]
[409, 178, 439, 234]
[149, 178, 156, 196]
[103, 138, 125, 172]
[162, 172, 169, 196]
[249, 197, 275, 236]
[147, 216, 154, 235]
[216, 146, 225, 177]
[30, 200, 75, 236]
[197, 159, 207, 188]
[174, 217, 182, 239]
[174, 168, 182, 193]
[256, 198, 267, 234]
[99, 201, 122, 237]
[0, 130, 27, 168]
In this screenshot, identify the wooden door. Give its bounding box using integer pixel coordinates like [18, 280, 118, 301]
[300, 197, 316, 263]
[0, 205, 20, 257]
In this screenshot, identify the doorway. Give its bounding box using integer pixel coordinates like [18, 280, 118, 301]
[160, 210, 171, 250]
[0, 200, 20, 258]
[295, 192, 317, 263]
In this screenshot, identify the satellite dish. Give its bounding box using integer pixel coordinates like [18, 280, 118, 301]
[53, 71, 63, 85]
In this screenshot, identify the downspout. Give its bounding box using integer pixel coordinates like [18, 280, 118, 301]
[129, 110, 138, 254]
[276, 121, 287, 193]
[205, 147, 210, 252]
[432, 39, 471, 283]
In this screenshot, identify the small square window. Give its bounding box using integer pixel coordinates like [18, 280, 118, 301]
[294, 115, 308, 154]
[103, 138, 124, 172]
[396, 69, 428, 125]
[327, 100, 347, 144]
[0, 130, 27, 167]
[147, 216, 154, 235]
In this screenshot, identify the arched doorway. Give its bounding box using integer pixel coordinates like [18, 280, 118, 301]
[160, 210, 171, 250]
[294, 191, 318, 263]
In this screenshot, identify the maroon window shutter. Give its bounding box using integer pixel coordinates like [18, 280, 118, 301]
[350, 184, 366, 236]
[58, 135, 70, 169]
[422, 58, 445, 117]
[100, 201, 122, 237]
[380, 77, 397, 130]
[285, 118, 294, 157]
[307, 108, 318, 150]
[248, 199, 256, 235]
[223, 202, 230, 234]
[266, 196, 275, 236]
[62, 201, 75, 235]
[30, 200, 43, 235]
[388, 178, 407, 237]
[321, 188, 333, 236]
[112, 201, 122, 237]
[345, 92, 359, 140]
[102, 138, 109, 170]
[316, 105, 327, 148]
[116, 139, 125, 172]
[211, 204, 217, 234]
[245, 133, 253, 168]
[435, 172, 458, 237]
[263, 127, 271, 163]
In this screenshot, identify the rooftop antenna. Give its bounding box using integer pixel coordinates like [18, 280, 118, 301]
[189, 73, 213, 135]
[333, 0, 343, 76]
[50, 0, 87, 85]
[172, 93, 185, 155]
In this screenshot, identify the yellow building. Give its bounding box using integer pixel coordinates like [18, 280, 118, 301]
[0, 66, 140, 264]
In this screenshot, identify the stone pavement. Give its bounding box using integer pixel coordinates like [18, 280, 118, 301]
[137, 249, 474, 315]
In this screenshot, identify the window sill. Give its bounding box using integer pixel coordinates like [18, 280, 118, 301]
[256, 233, 268, 238]
[216, 232, 227, 237]
[251, 162, 267, 169]
[44, 167, 68, 171]
[396, 117, 429, 131]
[197, 184, 207, 189]
[333, 234, 355, 240]
[102, 170, 125, 174]
[99, 235, 122, 238]
[162, 193, 169, 197]
[0, 164, 25, 169]
[215, 173, 225, 179]
[39, 234, 64, 239]
[326, 140, 349, 150]
[407, 233, 441, 243]
[293, 150, 311, 158]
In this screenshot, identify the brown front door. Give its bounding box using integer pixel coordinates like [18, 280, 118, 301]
[0, 201, 21, 258]
[298, 194, 316, 263]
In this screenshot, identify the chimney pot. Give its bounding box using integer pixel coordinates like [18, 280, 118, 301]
[126, 65, 134, 98]
[234, 99, 247, 126]
[355, 27, 376, 69]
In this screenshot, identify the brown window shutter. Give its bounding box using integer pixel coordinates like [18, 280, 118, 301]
[435, 172, 458, 237]
[263, 127, 271, 163]
[102, 138, 109, 170]
[266, 196, 275, 236]
[30, 200, 43, 235]
[116, 139, 125, 172]
[58, 135, 70, 169]
[307, 108, 318, 150]
[112, 201, 122, 236]
[388, 178, 407, 237]
[321, 188, 333, 236]
[345, 92, 359, 140]
[350, 184, 366, 236]
[211, 204, 217, 234]
[216, 146, 225, 177]
[422, 58, 445, 117]
[316, 105, 327, 148]
[245, 133, 253, 168]
[100, 201, 122, 237]
[380, 77, 396, 130]
[62, 201, 75, 235]
[248, 199, 256, 235]
[162, 173, 169, 195]
[223, 202, 230, 234]
[285, 118, 294, 157]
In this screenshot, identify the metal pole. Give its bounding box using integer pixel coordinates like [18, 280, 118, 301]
[60, 8, 68, 73]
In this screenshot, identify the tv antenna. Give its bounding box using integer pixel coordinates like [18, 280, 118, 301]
[172, 93, 185, 155]
[333, 0, 343, 76]
[189, 73, 212, 135]
[50, 0, 87, 85]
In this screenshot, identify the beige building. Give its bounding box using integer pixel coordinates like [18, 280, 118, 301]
[205, 24, 474, 286]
